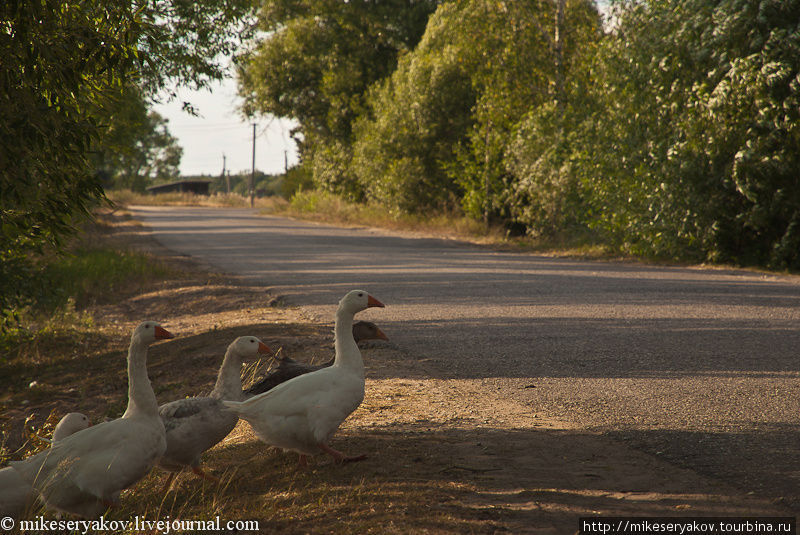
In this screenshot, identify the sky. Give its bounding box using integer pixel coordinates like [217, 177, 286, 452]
[153, 77, 299, 178]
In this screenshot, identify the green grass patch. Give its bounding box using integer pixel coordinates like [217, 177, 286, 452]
[1, 217, 175, 355]
[41, 246, 171, 309]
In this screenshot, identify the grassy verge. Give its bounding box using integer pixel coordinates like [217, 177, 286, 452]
[280, 190, 610, 258]
[283, 190, 491, 237]
[108, 189, 287, 210]
[1, 215, 174, 349]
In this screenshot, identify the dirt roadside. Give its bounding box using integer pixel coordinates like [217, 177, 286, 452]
[1, 210, 794, 534]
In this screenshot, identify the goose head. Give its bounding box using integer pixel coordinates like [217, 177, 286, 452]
[132, 321, 174, 345]
[52, 412, 91, 443]
[230, 336, 272, 357]
[338, 290, 385, 316]
[353, 321, 389, 342]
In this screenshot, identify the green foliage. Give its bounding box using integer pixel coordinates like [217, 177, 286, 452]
[238, 0, 440, 195]
[353, 36, 476, 212]
[1, 0, 259, 328]
[507, 104, 586, 238]
[281, 165, 315, 198]
[1, 0, 139, 328]
[502, 0, 602, 236]
[0, 244, 170, 356]
[38, 247, 172, 312]
[574, 0, 800, 266]
[309, 139, 364, 201]
[699, 0, 800, 267]
[97, 86, 183, 192]
[353, 0, 601, 220]
[137, 0, 258, 96]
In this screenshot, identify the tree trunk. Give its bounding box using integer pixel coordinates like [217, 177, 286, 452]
[553, 0, 566, 115]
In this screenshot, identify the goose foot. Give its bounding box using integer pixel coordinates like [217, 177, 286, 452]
[319, 443, 367, 465]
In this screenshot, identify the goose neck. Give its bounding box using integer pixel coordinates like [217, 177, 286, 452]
[334, 308, 362, 368]
[122, 337, 159, 418]
[211, 348, 244, 401]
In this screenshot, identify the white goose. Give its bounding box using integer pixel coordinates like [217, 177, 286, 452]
[245, 321, 389, 396]
[8, 321, 173, 517]
[0, 413, 91, 515]
[224, 290, 384, 466]
[0, 465, 34, 516]
[158, 336, 271, 489]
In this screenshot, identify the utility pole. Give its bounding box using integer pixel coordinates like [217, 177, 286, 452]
[483, 118, 491, 229]
[250, 123, 256, 208]
[221, 154, 229, 194]
[284, 150, 288, 173]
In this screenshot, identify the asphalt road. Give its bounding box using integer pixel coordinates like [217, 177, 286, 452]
[130, 205, 800, 508]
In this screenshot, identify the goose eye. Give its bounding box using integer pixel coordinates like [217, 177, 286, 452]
[358, 293, 364, 297]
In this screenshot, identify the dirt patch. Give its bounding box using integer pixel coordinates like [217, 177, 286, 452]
[1, 210, 793, 534]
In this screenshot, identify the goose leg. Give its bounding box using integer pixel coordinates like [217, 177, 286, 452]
[191, 465, 220, 483]
[319, 443, 367, 464]
[297, 454, 309, 468]
[162, 472, 177, 493]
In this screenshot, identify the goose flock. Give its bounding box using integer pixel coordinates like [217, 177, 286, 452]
[0, 289, 386, 518]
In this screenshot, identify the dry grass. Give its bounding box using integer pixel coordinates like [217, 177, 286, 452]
[108, 189, 288, 211]
[280, 190, 491, 239]
[278, 190, 614, 260]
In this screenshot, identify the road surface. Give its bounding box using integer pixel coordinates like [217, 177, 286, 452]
[130, 205, 800, 510]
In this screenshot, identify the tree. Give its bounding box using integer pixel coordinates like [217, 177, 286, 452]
[0, 0, 256, 327]
[96, 87, 182, 192]
[1, 1, 136, 326]
[352, 0, 601, 218]
[237, 0, 440, 198]
[351, 21, 477, 213]
[137, 0, 258, 100]
[504, 0, 601, 238]
[573, 0, 800, 266]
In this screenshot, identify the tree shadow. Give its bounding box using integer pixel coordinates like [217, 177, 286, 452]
[182, 423, 794, 534]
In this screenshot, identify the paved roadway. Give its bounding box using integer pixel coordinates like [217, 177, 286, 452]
[130, 205, 800, 508]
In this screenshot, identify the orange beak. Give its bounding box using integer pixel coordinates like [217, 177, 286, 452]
[367, 295, 385, 308]
[258, 342, 272, 354]
[374, 327, 389, 341]
[154, 326, 174, 340]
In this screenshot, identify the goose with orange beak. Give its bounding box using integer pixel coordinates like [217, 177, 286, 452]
[245, 320, 389, 397]
[9, 321, 173, 517]
[225, 290, 384, 466]
[158, 336, 272, 491]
